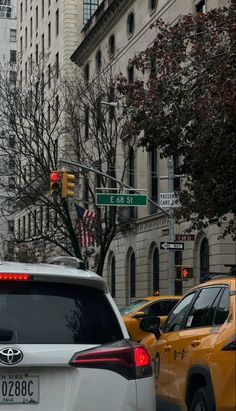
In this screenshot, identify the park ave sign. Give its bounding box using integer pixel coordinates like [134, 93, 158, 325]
[160, 241, 184, 250]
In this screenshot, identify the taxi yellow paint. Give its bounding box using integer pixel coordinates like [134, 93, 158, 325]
[120, 295, 180, 343]
[142, 277, 236, 411]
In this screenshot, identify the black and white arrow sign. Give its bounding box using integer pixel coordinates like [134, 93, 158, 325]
[160, 242, 184, 250]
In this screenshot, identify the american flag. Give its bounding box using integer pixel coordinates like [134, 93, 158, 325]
[75, 204, 97, 247]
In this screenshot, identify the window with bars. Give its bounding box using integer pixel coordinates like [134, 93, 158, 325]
[83, 0, 99, 24]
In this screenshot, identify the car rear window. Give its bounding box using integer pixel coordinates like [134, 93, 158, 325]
[0, 282, 123, 344]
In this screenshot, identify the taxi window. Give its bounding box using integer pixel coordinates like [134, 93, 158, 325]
[0, 282, 123, 344]
[164, 293, 196, 333]
[119, 299, 147, 315]
[214, 287, 230, 325]
[185, 287, 222, 328]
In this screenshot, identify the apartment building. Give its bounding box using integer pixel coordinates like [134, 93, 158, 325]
[71, 0, 234, 307]
[0, 0, 17, 258]
[13, 1, 100, 258]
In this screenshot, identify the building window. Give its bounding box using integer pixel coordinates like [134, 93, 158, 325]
[30, 17, 32, 40]
[128, 146, 136, 219]
[36, 6, 38, 30]
[152, 248, 159, 294]
[48, 22, 51, 47]
[150, 147, 158, 214]
[55, 52, 59, 78]
[108, 34, 115, 58]
[42, 0, 44, 18]
[25, 0, 27, 12]
[110, 255, 116, 298]
[85, 106, 89, 139]
[10, 50, 16, 64]
[200, 238, 209, 280]
[20, 36, 23, 56]
[196, 0, 206, 13]
[48, 0, 51, 8]
[83, 0, 99, 24]
[42, 33, 44, 57]
[25, 26, 27, 48]
[95, 49, 102, 71]
[10, 29, 17, 42]
[127, 12, 135, 36]
[130, 252, 136, 298]
[149, 0, 157, 12]
[20, 2, 23, 23]
[48, 64, 51, 88]
[128, 65, 134, 84]
[9, 71, 16, 84]
[84, 63, 90, 83]
[35, 43, 38, 65]
[30, 53, 33, 74]
[55, 95, 59, 121]
[25, 61, 27, 82]
[28, 213, 31, 237]
[56, 9, 59, 35]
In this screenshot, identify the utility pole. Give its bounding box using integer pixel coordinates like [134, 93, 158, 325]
[168, 156, 175, 295]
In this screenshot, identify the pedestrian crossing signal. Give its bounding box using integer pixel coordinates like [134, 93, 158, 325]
[174, 265, 193, 281]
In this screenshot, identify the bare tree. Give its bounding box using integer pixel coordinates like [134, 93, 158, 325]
[0, 59, 134, 274]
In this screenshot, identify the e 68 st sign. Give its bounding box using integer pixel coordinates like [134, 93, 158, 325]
[96, 193, 147, 206]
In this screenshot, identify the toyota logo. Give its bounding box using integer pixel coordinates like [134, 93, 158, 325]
[0, 348, 23, 365]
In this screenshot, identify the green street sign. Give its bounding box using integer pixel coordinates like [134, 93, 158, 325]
[96, 193, 147, 206]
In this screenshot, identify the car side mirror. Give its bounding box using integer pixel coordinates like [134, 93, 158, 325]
[132, 311, 145, 319]
[140, 316, 161, 339]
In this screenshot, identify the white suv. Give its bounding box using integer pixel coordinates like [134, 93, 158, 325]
[0, 258, 155, 411]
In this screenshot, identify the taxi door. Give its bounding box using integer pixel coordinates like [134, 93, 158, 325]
[151, 292, 197, 401]
[167, 286, 223, 404]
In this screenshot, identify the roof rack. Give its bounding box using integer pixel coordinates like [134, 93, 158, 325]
[48, 256, 86, 270]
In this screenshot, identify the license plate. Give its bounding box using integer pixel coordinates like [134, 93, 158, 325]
[0, 372, 39, 404]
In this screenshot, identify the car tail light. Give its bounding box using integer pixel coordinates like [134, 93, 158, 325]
[0, 274, 31, 281]
[69, 340, 152, 380]
[222, 335, 236, 351]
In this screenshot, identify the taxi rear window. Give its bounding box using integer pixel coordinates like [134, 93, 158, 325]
[0, 282, 123, 344]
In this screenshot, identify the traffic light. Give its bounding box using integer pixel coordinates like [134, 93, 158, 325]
[174, 265, 193, 281]
[61, 172, 75, 198]
[50, 171, 61, 199]
[181, 266, 193, 280]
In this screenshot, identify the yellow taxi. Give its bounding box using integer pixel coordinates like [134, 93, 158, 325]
[140, 274, 236, 411]
[120, 295, 180, 342]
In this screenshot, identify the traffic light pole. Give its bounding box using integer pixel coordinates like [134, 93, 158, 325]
[57, 158, 170, 217]
[57, 158, 175, 293]
[167, 156, 175, 295]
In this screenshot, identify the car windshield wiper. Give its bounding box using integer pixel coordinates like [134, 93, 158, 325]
[0, 328, 14, 341]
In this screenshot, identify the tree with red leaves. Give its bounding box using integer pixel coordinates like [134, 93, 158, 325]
[117, 2, 236, 239]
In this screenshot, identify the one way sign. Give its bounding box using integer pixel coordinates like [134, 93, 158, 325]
[160, 242, 184, 250]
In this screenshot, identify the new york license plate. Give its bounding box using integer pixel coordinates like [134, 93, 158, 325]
[0, 372, 39, 404]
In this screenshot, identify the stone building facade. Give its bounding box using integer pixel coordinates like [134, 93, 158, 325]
[71, 0, 234, 308]
[0, 0, 17, 258]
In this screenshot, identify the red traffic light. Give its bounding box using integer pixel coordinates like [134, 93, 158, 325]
[182, 268, 189, 279]
[50, 172, 61, 183]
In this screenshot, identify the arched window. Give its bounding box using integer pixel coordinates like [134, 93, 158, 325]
[127, 12, 135, 36]
[110, 255, 116, 297]
[152, 248, 159, 293]
[130, 252, 136, 298]
[200, 238, 209, 278]
[95, 49, 102, 71]
[108, 34, 115, 58]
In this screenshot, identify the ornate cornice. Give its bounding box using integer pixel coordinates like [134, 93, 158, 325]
[71, 0, 135, 66]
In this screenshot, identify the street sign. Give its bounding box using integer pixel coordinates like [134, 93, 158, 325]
[160, 192, 180, 208]
[160, 241, 184, 250]
[96, 193, 147, 206]
[175, 234, 195, 241]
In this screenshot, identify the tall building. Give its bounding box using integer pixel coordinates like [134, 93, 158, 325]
[0, 0, 17, 259]
[71, 0, 234, 307]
